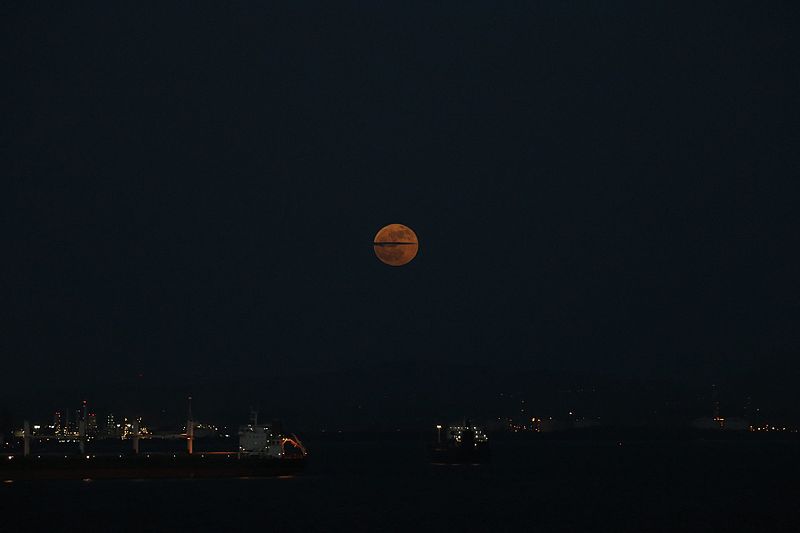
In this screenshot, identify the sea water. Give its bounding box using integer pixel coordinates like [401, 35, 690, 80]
[3, 437, 798, 532]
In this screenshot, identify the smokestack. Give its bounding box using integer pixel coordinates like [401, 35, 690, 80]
[23, 420, 30, 457]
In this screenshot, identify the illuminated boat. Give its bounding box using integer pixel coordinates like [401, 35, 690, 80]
[429, 421, 490, 464]
[1, 412, 307, 480]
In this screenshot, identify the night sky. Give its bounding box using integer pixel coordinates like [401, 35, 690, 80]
[3, 3, 798, 427]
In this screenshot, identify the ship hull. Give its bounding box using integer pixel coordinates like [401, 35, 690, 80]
[429, 445, 490, 465]
[1, 455, 306, 481]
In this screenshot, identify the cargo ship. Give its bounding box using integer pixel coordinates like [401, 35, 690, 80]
[1, 412, 307, 481]
[429, 421, 490, 464]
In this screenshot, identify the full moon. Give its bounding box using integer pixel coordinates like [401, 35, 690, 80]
[373, 224, 418, 266]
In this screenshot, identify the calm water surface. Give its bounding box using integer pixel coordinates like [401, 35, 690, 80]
[3, 438, 799, 532]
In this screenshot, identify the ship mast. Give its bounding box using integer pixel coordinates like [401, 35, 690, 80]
[78, 400, 88, 455]
[132, 418, 140, 455]
[187, 396, 194, 455]
[23, 420, 30, 457]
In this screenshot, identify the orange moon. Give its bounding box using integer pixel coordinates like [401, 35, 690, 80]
[373, 224, 418, 266]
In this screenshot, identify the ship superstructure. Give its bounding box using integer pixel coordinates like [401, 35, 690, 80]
[238, 411, 307, 459]
[430, 420, 490, 464]
[445, 424, 489, 446]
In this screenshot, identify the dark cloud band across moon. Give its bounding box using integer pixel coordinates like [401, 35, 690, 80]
[373, 224, 419, 266]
